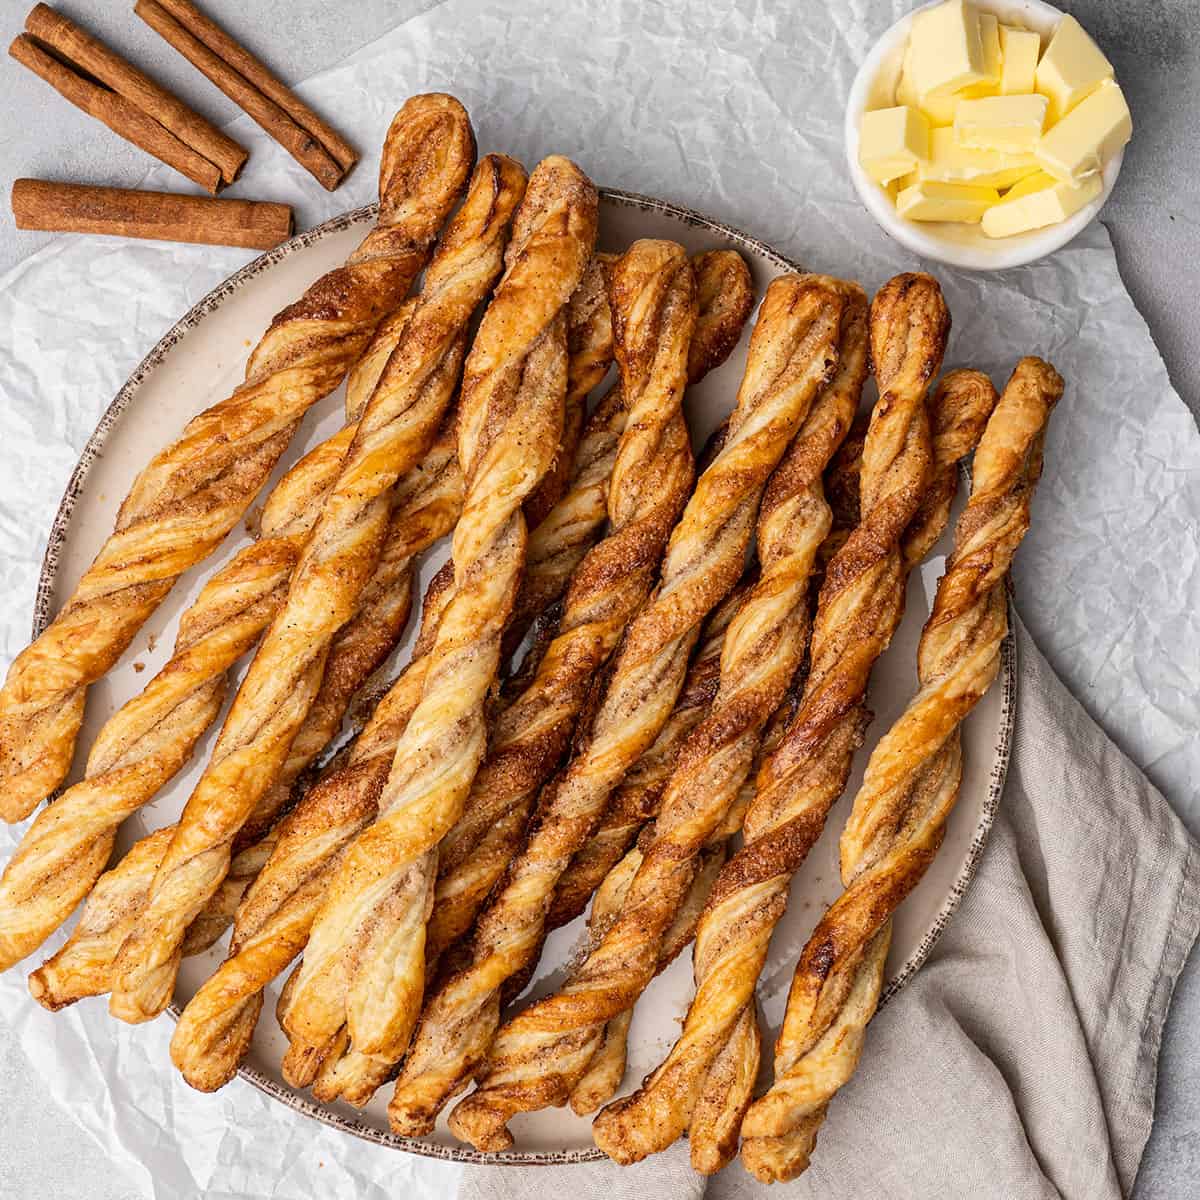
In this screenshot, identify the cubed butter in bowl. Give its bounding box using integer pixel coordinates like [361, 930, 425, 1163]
[845, 0, 1129, 270]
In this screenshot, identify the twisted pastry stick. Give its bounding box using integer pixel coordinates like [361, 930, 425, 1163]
[740, 358, 1061, 1182]
[0, 459, 323, 973]
[108, 152, 526, 1024]
[168, 564, 454, 1089]
[302, 207, 614, 1111]
[171, 254, 617, 1093]
[30, 810, 284, 1010]
[589, 277, 963, 1169]
[17, 423, 459, 994]
[506, 251, 753, 655]
[544, 293, 865, 939]
[242, 419, 464, 838]
[524, 253, 616, 532]
[566, 659, 792, 1118]
[433, 271, 843, 1152]
[0, 95, 474, 822]
[544, 578, 743, 935]
[567, 830, 728, 1117]
[419, 239, 704, 971]
[180, 827, 282, 958]
[0, 307, 453, 972]
[414, 285, 752, 1063]
[685, 368, 999, 1171]
[472, 279, 863, 1155]
[568, 457, 857, 1119]
[278, 156, 596, 1095]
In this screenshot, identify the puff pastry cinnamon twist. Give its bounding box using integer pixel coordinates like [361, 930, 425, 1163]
[108, 152, 526, 1024]
[171, 254, 618, 1093]
[245, 262, 608, 1096]
[0, 95, 474, 823]
[589, 277, 949, 1167]
[277, 156, 596, 1098]
[244, 417, 464, 839]
[570, 450, 863, 1117]
[425, 248, 755, 971]
[567, 826, 729, 1117]
[524, 253, 616, 533]
[549, 401, 866, 939]
[0, 309, 457, 973]
[167, 564, 453, 1089]
[17, 423, 459, 996]
[465, 280, 862, 1155]
[590, 290, 993, 1171]
[740, 358, 1061, 1182]
[507, 251, 751, 656]
[430, 272, 842, 1152]
[544, 576, 745, 936]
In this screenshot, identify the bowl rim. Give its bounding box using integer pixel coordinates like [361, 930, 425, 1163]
[844, 0, 1125, 271]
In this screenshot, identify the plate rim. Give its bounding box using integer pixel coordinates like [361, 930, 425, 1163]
[31, 191, 1016, 1167]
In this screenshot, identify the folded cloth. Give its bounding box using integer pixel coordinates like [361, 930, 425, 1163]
[459, 618, 1200, 1200]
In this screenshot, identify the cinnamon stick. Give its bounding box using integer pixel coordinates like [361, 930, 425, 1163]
[25, 4, 245, 185]
[155, 0, 357, 172]
[13, 179, 293, 250]
[135, 0, 356, 190]
[10, 34, 217, 194]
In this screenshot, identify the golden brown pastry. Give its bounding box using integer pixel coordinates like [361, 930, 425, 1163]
[28, 825, 174, 1011]
[16, 424, 457, 995]
[740, 358, 1061, 1182]
[107, 152, 526, 1025]
[241, 416, 463, 838]
[545, 577, 745, 935]
[461, 279, 864, 1156]
[0, 94, 474, 823]
[506, 251, 752, 657]
[590, 282, 982, 1173]
[276, 156, 597, 1102]
[0, 337, 458, 972]
[553, 418, 870, 944]
[29, 814, 278, 1009]
[524, 253, 616, 532]
[423, 247, 756, 973]
[170, 254, 620, 1095]
[404, 272, 843, 1153]
[169, 564, 454, 1090]
[567, 832, 728, 1117]
[380, 239, 697, 1129]
[687, 371, 995, 1167]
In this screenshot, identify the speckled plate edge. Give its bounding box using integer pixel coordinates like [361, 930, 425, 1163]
[31, 190, 1016, 1166]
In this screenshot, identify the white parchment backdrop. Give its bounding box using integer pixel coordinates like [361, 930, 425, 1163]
[0, 1, 1196, 1196]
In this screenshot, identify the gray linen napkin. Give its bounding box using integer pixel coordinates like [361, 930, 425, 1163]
[459, 618, 1200, 1200]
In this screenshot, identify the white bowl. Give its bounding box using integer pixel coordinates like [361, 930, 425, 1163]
[845, 0, 1125, 270]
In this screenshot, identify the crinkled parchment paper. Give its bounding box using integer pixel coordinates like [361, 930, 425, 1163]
[0, 1, 1196, 1196]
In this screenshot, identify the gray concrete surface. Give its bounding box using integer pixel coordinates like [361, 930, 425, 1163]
[0, 1, 1195, 1197]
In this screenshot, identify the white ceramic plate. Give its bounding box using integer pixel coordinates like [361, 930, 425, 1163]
[845, 0, 1126, 271]
[36, 194, 1015, 1165]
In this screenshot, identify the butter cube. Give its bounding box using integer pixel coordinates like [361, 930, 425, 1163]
[897, 179, 1000, 223]
[955, 94, 1048, 152]
[981, 170, 1102, 237]
[961, 13, 1004, 97]
[918, 127, 1040, 189]
[909, 0, 989, 97]
[1036, 79, 1131, 183]
[896, 42, 920, 107]
[897, 42, 954, 121]
[1035, 14, 1114, 122]
[859, 106, 931, 185]
[999, 25, 1040, 95]
[920, 90, 963, 127]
